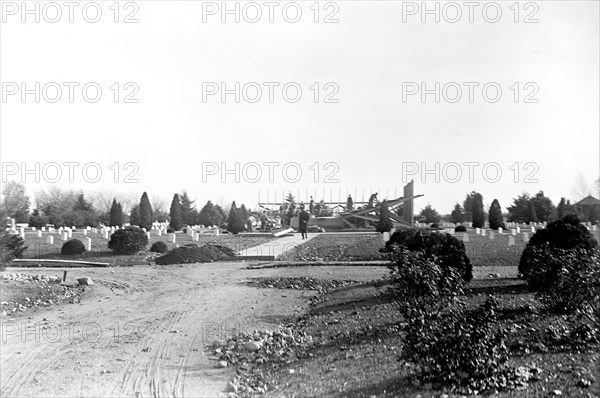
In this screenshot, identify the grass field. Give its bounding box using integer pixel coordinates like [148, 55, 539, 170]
[11, 230, 274, 267]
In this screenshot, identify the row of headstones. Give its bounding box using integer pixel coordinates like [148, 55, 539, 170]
[445, 227, 531, 246]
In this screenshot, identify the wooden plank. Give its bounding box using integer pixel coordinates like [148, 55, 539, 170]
[12, 259, 110, 266]
[273, 228, 294, 237]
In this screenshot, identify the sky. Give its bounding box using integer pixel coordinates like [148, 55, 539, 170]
[1, 0, 599, 214]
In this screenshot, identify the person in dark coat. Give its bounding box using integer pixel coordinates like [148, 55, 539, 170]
[298, 208, 310, 239]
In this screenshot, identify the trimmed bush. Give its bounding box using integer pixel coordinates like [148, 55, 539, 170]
[0, 232, 27, 263]
[154, 244, 235, 265]
[166, 228, 175, 233]
[518, 214, 598, 280]
[455, 225, 467, 232]
[526, 247, 599, 319]
[385, 229, 473, 282]
[150, 240, 168, 253]
[61, 239, 86, 255]
[108, 226, 148, 255]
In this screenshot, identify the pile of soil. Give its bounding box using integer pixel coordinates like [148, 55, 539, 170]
[154, 244, 235, 265]
[246, 277, 358, 292]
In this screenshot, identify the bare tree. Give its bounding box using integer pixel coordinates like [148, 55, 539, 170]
[571, 172, 592, 201]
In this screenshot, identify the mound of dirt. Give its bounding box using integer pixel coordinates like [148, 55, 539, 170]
[154, 244, 235, 265]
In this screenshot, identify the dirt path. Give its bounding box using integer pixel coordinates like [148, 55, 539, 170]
[1, 263, 340, 398]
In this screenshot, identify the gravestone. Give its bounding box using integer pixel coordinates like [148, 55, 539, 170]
[103, 230, 109, 239]
[481, 229, 486, 236]
[508, 236, 515, 246]
[45, 235, 54, 245]
[516, 226, 521, 233]
[86, 237, 92, 251]
[157, 229, 162, 237]
[475, 228, 481, 235]
[83, 229, 87, 236]
[531, 226, 536, 233]
[37, 230, 42, 238]
[32, 227, 36, 231]
[41, 227, 46, 232]
[383, 232, 390, 242]
[522, 232, 529, 242]
[20, 230, 25, 239]
[511, 229, 517, 236]
[10, 218, 16, 231]
[169, 233, 176, 243]
[489, 231, 494, 240]
[67, 230, 73, 238]
[61, 232, 68, 241]
[462, 232, 469, 242]
[498, 227, 503, 234]
[193, 232, 200, 241]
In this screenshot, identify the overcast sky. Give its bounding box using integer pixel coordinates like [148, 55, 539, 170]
[1, 1, 598, 213]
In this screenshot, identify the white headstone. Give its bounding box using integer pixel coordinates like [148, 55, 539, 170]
[31, 227, 36, 231]
[67, 230, 73, 238]
[475, 228, 481, 235]
[498, 227, 503, 234]
[593, 225, 598, 231]
[86, 237, 92, 251]
[169, 233, 176, 243]
[37, 230, 42, 238]
[157, 229, 162, 236]
[146, 232, 151, 240]
[10, 218, 16, 230]
[481, 229, 486, 236]
[522, 232, 529, 242]
[531, 226, 536, 233]
[511, 229, 517, 236]
[193, 232, 200, 241]
[46, 235, 54, 245]
[83, 229, 87, 236]
[489, 231, 494, 240]
[462, 232, 469, 242]
[20, 230, 25, 239]
[215, 228, 219, 236]
[516, 226, 521, 233]
[41, 226, 46, 232]
[508, 236, 515, 246]
[383, 232, 390, 242]
[103, 230, 109, 239]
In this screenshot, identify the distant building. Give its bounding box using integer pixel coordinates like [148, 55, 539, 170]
[574, 195, 600, 224]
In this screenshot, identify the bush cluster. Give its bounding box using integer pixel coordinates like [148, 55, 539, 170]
[108, 226, 149, 255]
[454, 225, 467, 232]
[403, 297, 509, 390]
[526, 247, 599, 320]
[150, 241, 169, 253]
[519, 214, 598, 280]
[385, 229, 473, 282]
[61, 239, 86, 255]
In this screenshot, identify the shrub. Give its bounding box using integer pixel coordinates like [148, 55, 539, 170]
[0, 232, 28, 263]
[108, 226, 148, 255]
[526, 246, 599, 321]
[455, 225, 467, 232]
[388, 248, 464, 313]
[150, 240, 169, 253]
[403, 296, 509, 390]
[430, 223, 440, 229]
[518, 214, 598, 279]
[61, 239, 86, 255]
[385, 229, 473, 282]
[155, 244, 234, 265]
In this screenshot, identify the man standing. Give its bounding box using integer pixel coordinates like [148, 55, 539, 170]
[298, 207, 310, 239]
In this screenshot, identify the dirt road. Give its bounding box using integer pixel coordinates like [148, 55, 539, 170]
[0, 263, 330, 397]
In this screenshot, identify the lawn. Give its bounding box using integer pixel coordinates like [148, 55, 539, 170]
[11, 230, 274, 267]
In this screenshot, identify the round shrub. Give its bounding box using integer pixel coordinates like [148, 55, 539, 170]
[430, 223, 440, 229]
[385, 229, 472, 282]
[61, 239, 86, 255]
[108, 226, 148, 255]
[519, 214, 598, 280]
[455, 225, 467, 232]
[150, 240, 168, 253]
[166, 228, 175, 233]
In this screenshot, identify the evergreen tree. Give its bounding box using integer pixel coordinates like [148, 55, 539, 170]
[449, 203, 464, 224]
[488, 199, 504, 230]
[471, 193, 485, 228]
[375, 200, 393, 233]
[239, 204, 249, 229]
[109, 199, 123, 227]
[129, 204, 140, 226]
[557, 197, 566, 219]
[198, 201, 222, 227]
[215, 205, 227, 227]
[507, 193, 531, 222]
[169, 194, 184, 230]
[227, 201, 245, 234]
[71, 193, 97, 227]
[180, 191, 198, 226]
[420, 204, 441, 224]
[139, 192, 153, 230]
[528, 201, 538, 223]
[529, 191, 555, 222]
[462, 192, 476, 222]
[346, 195, 354, 211]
